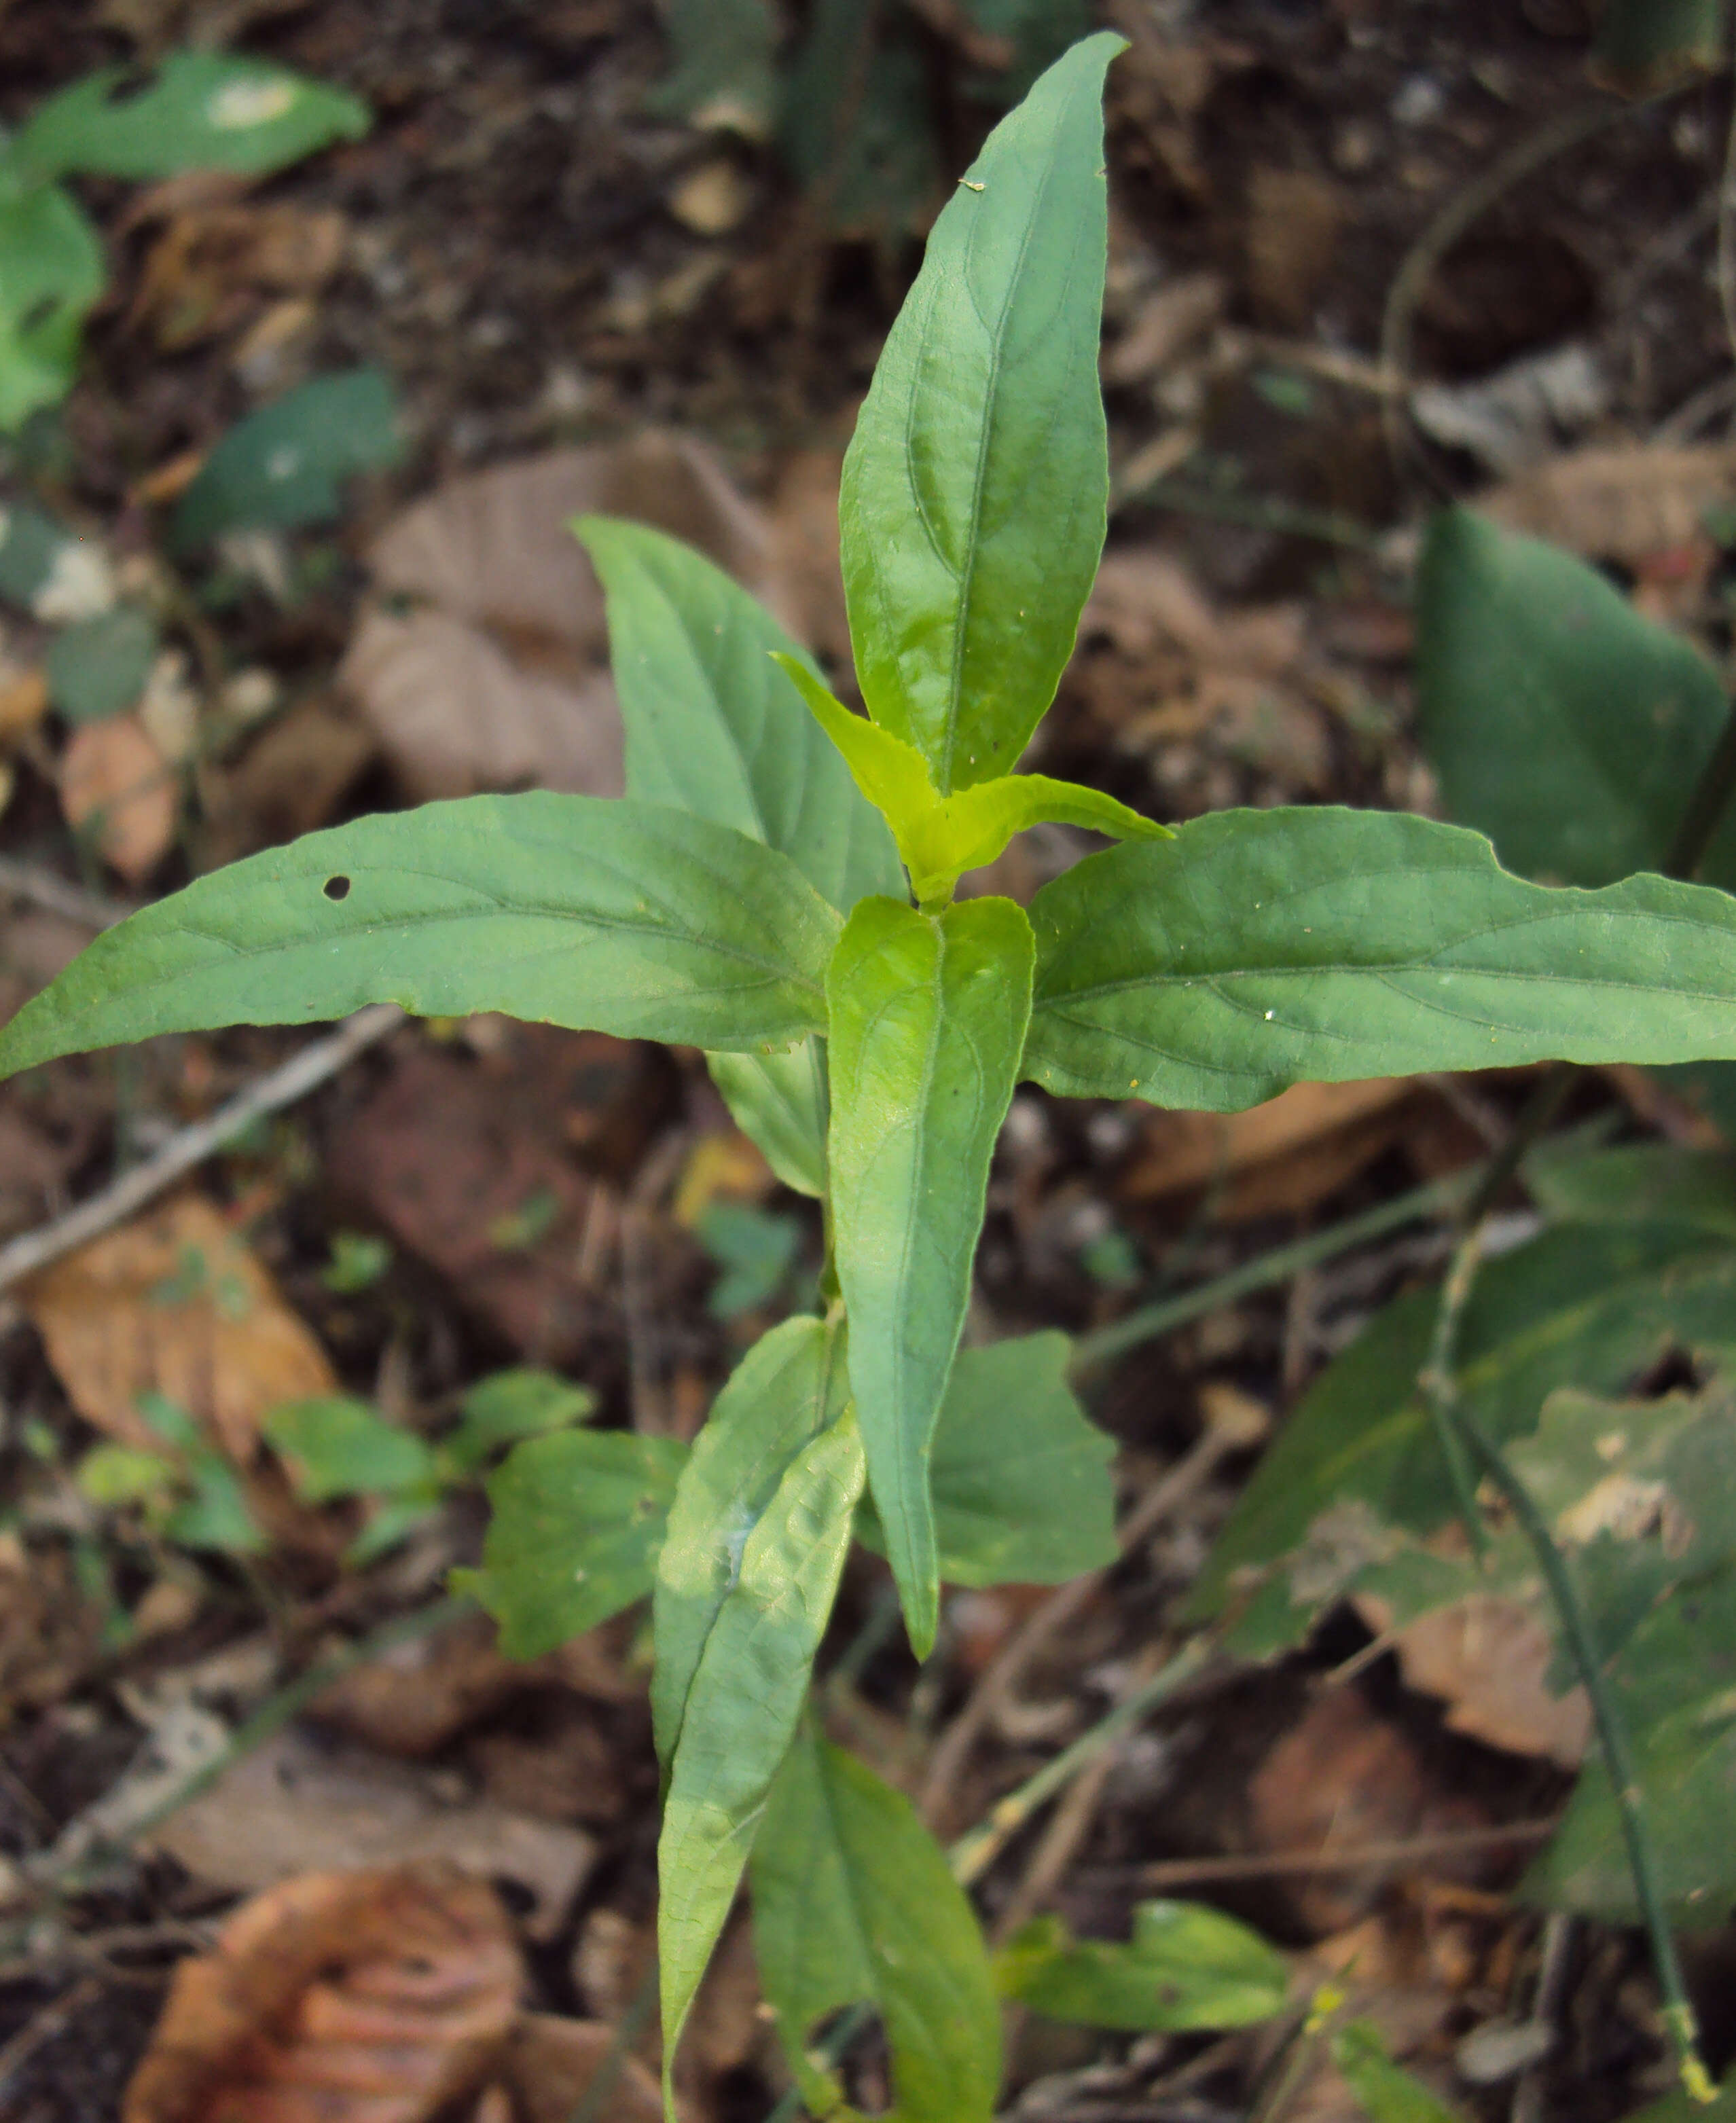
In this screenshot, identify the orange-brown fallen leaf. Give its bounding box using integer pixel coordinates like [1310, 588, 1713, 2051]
[494, 2015, 662, 2123]
[60, 712, 178, 882]
[23, 1193, 337, 1459]
[124, 1864, 521, 2123]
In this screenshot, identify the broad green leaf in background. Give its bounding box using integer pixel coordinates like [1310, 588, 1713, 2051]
[1415, 508, 1736, 892]
[707, 1042, 829, 1198]
[647, 0, 778, 137]
[1023, 808, 1736, 1114]
[172, 367, 403, 549]
[441, 1367, 596, 1474]
[0, 181, 105, 432]
[1185, 1223, 1736, 1654]
[14, 52, 370, 181]
[1525, 1564, 1736, 1921]
[780, 0, 939, 244]
[0, 795, 841, 1079]
[1591, 0, 1724, 92]
[963, 0, 1093, 101]
[751, 1726, 1002, 2123]
[651, 1313, 850, 1767]
[0, 498, 88, 609]
[839, 33, 1121, 793]
[44, 605, 158, 724]
[856, 1332, 1117, 1586]
[778, 653, 1168, 905]
[264, 1396, 436, 1503]
[1530, 1140, 1736, 1239]
[697, 1199, 801, 1318]
[461, 1427, 688, 1658]
[657, 1407, 864, 2116]
[827, 894, 1034, 1655]
[995, 1900, 1289, 2032]
[579, 520, 903, 915]
[1331, 2021, 1466, 2123]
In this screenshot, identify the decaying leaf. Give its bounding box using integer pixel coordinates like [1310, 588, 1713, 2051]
[0, 1531, 103, 1726]
[1481, 443, 1736, 570]
[1119, 1076, 1414, 1216]
[60, 711, 179, 881]
[493, 2015, 662, 2123]
[123, 1862, 521, 2123]
[24, 1193, 337, 1460]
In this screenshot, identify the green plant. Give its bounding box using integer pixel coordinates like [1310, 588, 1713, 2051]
[8, 34, 1736, 2115]
[0, 50, 368, 433]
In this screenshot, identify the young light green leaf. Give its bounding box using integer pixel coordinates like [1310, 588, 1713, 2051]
[0, 181, 104, 433]
[45, 606, 159, 724]
[646, 0, 778, 137]
[0, 794, 840, 1080]
[751, 1726, 1002, 2123]
[856, 1332, 1116, 1587]
[1024, 808, 1736, 1115]
[778, 652, 1167, 904]
[441, 1368, 596, 1475]
[264, 1396, 437, 1503]
[1186, 1224, 1736, 1655]
[657, 1406, 865, 2117]
[652, 1313, 851, 1767]
[994, 1900, 1289, 2032]
[828, 895, 1034, 1655]
[1526, 1142, 1736, 1240]
[838, 33, 1122, 793]
[1416, 507, 1736, 890]
[461, 1427, 688, 1658]
[14, 52, 370, 182]
[1331, 2021, 1466, 2123]
[173, 368, 403, 549]
[578, 520, 903, 914]
[706, 1042, 828, 1198]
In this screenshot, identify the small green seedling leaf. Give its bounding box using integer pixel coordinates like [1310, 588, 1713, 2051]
[173, 368, 403, 549]
[994, 1900, 1290, 2032]
[44, 606, 159, 724]
[0, 181, 105, 433]
[827, 894, 1034, 1655]
[657, 1404, 864, 2117]
[751, 1725, 1002, 2123]
[1024, 808, 1736, 1114]
[461, 1427, 689, 1658]
[441, 1368, 596, 1475]
[136, 1392, 266, 1556]
[14, 52, 370, 182]
[839, 33, 1122, 792]
[320, 1231, 392, 1292]
[77, 1442, 180, 1511]
[1591, 0, 1724, 92]
[856, 1332, 1117, 1587]
[264, 1396, 437, 1504]
[1416, 507, 1736, 891]
[0, 794, 841, 1081]
[1331, 2020, 1466, 2123]
[647, 0, 778, 137]
[776, 653, 1167, 905]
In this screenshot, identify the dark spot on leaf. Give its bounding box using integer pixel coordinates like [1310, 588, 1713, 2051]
[323, 875, 351, 901]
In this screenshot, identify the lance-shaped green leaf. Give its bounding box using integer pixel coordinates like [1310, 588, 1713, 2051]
[706, 1043, 829, 1197]
[856, 1332, 1115, 1586]
[0, 794, 839, 1079]
[652, 1313, 851, 1768]
[1024, 808, 1736, 1115]
[578, 521, 903, 913]
[14, 52, 370, 182]
[1526, 1142, 1736, 1240]
[1185, 1222, 1736, 1654]
[0, 180, 105, 433]
[828, 895, 1034, 1655]
[751, 1726, 1001, 2123]
[778, 653, 1167, 903]
[838, 33, 1121, 793]
[994, 1900, 1289, 2032]
[460, 1428, 689, 1658]
[657, 1407, 865, 2117]
[1524, 1562, 1736, 1919]
[1415, 507, 1736, 892]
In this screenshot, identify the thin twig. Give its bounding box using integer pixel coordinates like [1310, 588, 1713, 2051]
[0, 854, 136, 929]
[0, 1003, 401, 1294]
[1121, 1818, 1558, 1892]
[0, 1976, 101, 2103]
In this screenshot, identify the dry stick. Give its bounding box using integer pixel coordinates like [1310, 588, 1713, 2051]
[0, 854, 137, 929]
[0, 1002, 402, 1296]
[1128, 1819, 1558, 1893]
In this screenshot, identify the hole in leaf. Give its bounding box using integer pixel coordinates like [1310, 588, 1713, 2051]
[323, 875, 351, 901]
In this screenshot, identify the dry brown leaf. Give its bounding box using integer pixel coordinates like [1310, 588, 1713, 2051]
[495, 2015, 662, 2123]
[1244, 166, 1344, 327]
[130, 204, 348, 350]
[201, 695, 376, 868]
[149, 1726, 597, 1941]
[1119, 1078, 1413, 1216]
[0, 664, 48, 742]
[123, 1863, 520, 2123]
[344, 435, 780, 802]
[1102, 270, 1226, 385]
[0, 1531, 103, 1726]
[24, 1194, 336, 1459]
[60, 712, 178, 882]
[1358, 1591, 1592, 1769]
[1481, 443, 1736, 568]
